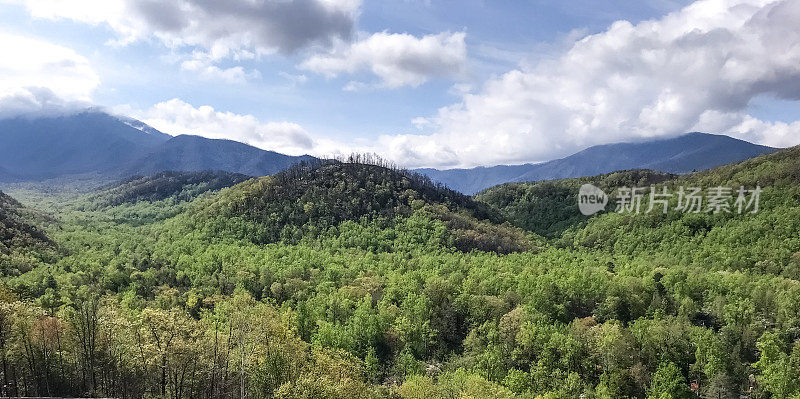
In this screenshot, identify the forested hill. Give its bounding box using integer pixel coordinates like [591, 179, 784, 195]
[477, 169, 676, 237]
[90, 170, 252, 208]
[163, 159, 536, 253]
[0, 191, 54, 258]
[561, 144, 800, 267]
[481, 144, 800, 277]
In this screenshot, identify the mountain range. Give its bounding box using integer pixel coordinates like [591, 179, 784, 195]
[0, 111, 312, 181]
[415, 133, 776, 194]
[0, 111, 778, 193]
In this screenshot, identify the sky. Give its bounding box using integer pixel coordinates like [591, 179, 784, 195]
[1, 0, 799, 169]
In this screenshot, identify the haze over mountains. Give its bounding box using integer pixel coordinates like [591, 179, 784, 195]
[0, 111, 777, 193]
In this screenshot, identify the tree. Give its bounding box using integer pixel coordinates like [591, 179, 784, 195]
[648, 362, 690, 399]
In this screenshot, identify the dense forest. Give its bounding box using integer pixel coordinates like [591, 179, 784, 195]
[0, 148, 799, 398]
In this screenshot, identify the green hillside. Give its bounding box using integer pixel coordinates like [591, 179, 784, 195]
[0, 190, 56, 276]
[477, 169, 676, 237]
[0, 191, 52, 251]
[164, 160, 535, 253]
[563, 146, 800, 273]
[90, 170, 252, 208]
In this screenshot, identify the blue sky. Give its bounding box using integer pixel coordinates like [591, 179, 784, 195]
[1, 0, 799, 168]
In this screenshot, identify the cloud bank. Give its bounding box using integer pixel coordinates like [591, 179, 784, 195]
[120, 99, 319, 156]
[386, 0, 800, 168]
[10, 0, 466, 88]
[0, 32, 99, 118]
[14, 0, 360, 56]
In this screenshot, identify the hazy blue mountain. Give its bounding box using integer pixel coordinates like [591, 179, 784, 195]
[0, 111, 315, 181]
[417, 133, 777, 194]
[0, 111, 170, 180]
[1, 112, 776, 192]
[124, 135, 315, 177]
[415, 164, 534, 197]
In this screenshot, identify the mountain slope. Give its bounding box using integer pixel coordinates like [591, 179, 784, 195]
[90, 170, 252, 208]
[562, 144, 800, 277]
[0, 111, 316, 181]
[124, 134, 314, 177]
[419, 133, 777, 194]
[163, 160, 535, 254]
[0, 111, 170, 180]
[0, 191, 54, 259]
[477, 169, 676, 237]
[478, 144, 800, 278]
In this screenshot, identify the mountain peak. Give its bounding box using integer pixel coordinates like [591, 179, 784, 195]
[113, 114, 171, 140]
[0, 111, 170, 180]
[0, 112, 316, 181]
[167, 160, 532, 253]
[124, 133, 315, 177]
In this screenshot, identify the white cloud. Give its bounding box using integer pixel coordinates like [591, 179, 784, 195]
[302, 31, 467, 88]
[116, 99, 389, 159]
[13, 0, 360, 55]
[180, 58, 260, 84]
[120, 99, 319, 155]
[278, 72, 309, 86]
[383, 0, 800, 168]
[0, 32, 99, 117]
[694, 109, 800, 148]
[10, 0, 468, 89]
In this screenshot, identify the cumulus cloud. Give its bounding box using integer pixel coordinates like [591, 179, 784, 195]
[12, 0, 467, 87]
[694, 109, 800, 148]
[384, 0, 800, 168]
[13, 0, 360, 56]
[302, 31, 467, 88]
[0, 32, 99, 117]
[120, 99, 319, 155]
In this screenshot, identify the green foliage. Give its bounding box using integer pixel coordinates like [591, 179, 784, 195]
[0, 147, 798, 398]
[647, 362, 691, 399]
[90, 170, 252, 208]
[0, 190, 54, 254]
[164, 161, 536, 253]
[477, 169, 675, 237]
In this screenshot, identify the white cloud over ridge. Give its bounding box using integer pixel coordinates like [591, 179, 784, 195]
[384, 0, 800, 168]
[122, 99, 319, 156]
[302, 31, 467, 88]
[0, 32, 99, 118]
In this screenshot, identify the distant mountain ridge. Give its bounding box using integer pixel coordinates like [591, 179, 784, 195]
[416, 133, 777, 194]
[0, 112, 777, 192]
[0, 111, 169, 180]
[0, 111, 314, 181]
[124, 134, 314, 177]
